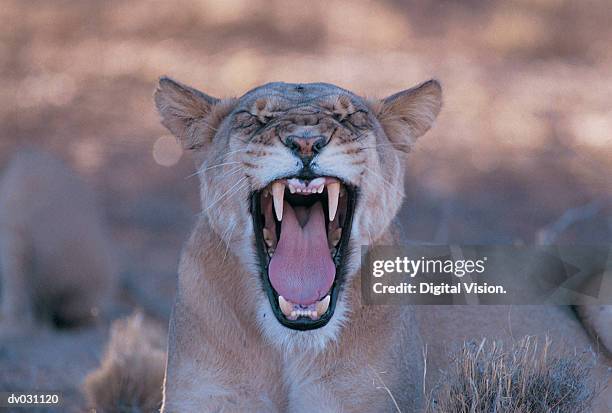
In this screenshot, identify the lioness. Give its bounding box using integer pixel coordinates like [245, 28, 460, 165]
[0, 149, 117, 329]
[153, 77, 611, 412]
[154, 77, 441, 412]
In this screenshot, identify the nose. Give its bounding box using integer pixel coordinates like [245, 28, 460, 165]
[283, 135, 328, 164]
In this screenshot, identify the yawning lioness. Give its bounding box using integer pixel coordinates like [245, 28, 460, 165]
[154, 77, 442, 412]
[81, 76, 612, 412]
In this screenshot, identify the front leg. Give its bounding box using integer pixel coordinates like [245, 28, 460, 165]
[287, 380, 343, 413]
[286, 344, 422, 411]
[285, 358, 409, 413]
[161, 305, 286, 413]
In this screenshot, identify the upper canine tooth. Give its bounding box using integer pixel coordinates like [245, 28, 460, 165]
[272, 182, 285, 221]
[327, 182, 340, 221]
[315, 295, 331, 315]
[279, 296, 293, 317]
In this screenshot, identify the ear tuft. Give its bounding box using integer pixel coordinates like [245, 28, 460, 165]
[154, 77, 220, 150]
[376, 79, 442, 152]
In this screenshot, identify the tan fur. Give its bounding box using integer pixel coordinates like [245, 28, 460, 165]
[84, 312, 167, 412]
[578, 305, 612, 357]
[575, 273, 612, 358]
[154, 78, 441, 412]
[148, 77, 610, 412]
[0, 149, 117, 329]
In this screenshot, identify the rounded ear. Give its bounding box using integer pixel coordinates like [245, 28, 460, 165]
[154, 76, 221, 150]
[375, 79, 442, 152]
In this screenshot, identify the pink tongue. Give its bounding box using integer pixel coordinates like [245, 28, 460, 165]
[269, 201, 335, 305]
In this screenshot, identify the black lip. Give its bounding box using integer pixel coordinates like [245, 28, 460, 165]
[250, 180, 357, 331]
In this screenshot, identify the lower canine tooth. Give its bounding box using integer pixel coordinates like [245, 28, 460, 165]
[315, 295, 331, 315]
[329, 228, 342, 247]
[263, 228, 274, 248]
[279, 296, 293, 317]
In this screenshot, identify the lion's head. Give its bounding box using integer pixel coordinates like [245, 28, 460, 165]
[155, 78, 441, 348]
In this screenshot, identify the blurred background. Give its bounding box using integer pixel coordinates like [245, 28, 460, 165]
[0, 0, 611, 410]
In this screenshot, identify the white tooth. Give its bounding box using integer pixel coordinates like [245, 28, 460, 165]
[327, 182, 340, 221]
[289, 185, 296, 194]
[317, 185, 324, 193]
[279, 296, 293, 317]
[272, 182, 285, 221]
[263, 228, 274, 247]
[315, 295, 331, 315]
[310, 177, 325, 187]
[310, 311, 318, 320]
[291, 311, 296, 318]
[330, 227, 342, 247]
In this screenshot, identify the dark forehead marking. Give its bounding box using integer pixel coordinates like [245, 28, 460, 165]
[237, 82, 364, 108]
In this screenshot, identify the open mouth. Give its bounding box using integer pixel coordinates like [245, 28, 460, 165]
[251, 176, 357, 331]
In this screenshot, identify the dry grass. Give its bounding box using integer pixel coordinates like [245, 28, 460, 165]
[425, 336, 601, 413]
[83, 312, 167, 413]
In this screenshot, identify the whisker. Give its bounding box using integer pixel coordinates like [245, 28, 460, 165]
[363, 165, 396, 190]
[217, 167, 244, 180]
[203, 177, 249, 212]
[221, 220, 238, 264]
[200, 161, 241, 172]
[186, 164, 243, 180]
